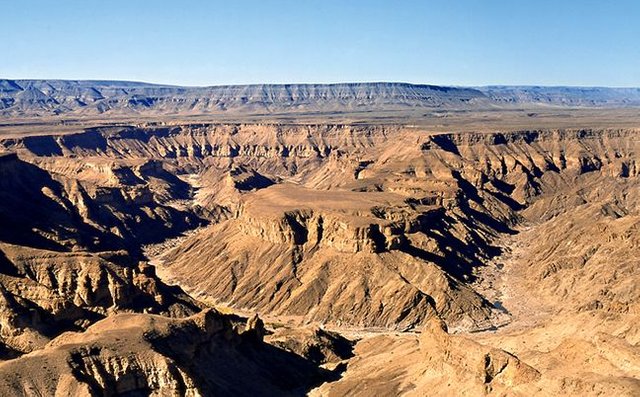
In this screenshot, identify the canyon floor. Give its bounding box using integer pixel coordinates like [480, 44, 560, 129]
[0, 110, 639, 396]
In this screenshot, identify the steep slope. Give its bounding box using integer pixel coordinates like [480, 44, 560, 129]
[159, 183, 500, 330]
[0, 243, 201, 358]
[519, 174, 640, 315]
[0, 126, 343, 396]
[155, 127, 640, 332]
[1, 123, 640, 396]
[0, 151, 206, 255]
[312, 317, 640, 397]
[0, 150, 209, 358]
[0, 309, 337, 396]
[4, 125, 638, 332]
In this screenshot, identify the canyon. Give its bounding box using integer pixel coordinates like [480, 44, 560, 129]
[0, 81, 639, 396]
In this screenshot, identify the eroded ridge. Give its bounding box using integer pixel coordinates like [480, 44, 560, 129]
[0, 124, 639, 395]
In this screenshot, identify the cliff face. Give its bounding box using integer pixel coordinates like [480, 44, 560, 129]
[150, 126, 639, 331]
[0, 309, 335, 396]
[3, 125, 639, 332]
[0, 243, 201, 357]
[1, 123, 639, 395]
[0, 151, 206, 254]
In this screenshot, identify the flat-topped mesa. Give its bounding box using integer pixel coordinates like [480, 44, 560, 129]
[3, 80, 640, 120]
[238, 210, 396, 253]
[423, 128, 640, 147]
[2, 125, 640, 333]
[0, 80, 493, 118]
[237, 184, 435, 253]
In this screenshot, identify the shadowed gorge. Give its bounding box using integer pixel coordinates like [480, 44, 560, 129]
[4, 0, 640, 390]
[0, 92, 639, 395]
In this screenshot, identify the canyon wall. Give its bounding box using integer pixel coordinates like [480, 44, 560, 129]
[3, 124, 637, 330]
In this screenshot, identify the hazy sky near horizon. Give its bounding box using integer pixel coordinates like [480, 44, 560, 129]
[2, 0, 639, 87]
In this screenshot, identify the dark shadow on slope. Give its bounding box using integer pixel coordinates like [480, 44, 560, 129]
[22, 135, 63, 156]
[0, 155, 207, 258]
[452, 170, 483, 204]
[430, 134, 461, 155]
[400, 198, 513, 282]
[230, 166, 275, 191]
[58, 130, 108, 152]
[72, 182, 206, 259]
[0, 156, 113, 252]
[0, 250, 19, 277]
[0, 343, 23, 361]
[457, 199, 517, 236]
[489, 178, 516, 195]
[138, 162, 193, 200]
[148, 316, 343, 397]
[110, 126, 176, 143]
[489, 190, 525, 211]
[284, 213, 309, 245]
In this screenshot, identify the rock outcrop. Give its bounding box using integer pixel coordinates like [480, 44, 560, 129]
[0, 243, 201, 356]
[0, 151, 206, 255]
[310, 318, 540, 397]
[1, 122, 640, 396]
[266, 325, 354, 365]
[161, 183, 499, 330]
[0, 310, 336, 396]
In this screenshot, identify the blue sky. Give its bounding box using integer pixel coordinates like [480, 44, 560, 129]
[2, 0, 639, 86]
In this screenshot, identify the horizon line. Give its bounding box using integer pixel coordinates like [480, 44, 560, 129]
[2, 78, 640, 90]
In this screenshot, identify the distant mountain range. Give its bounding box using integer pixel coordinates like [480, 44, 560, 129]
[2, 80, 640, 118]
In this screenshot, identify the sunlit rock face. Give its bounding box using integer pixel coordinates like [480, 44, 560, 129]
[1, 122, 640, 396]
